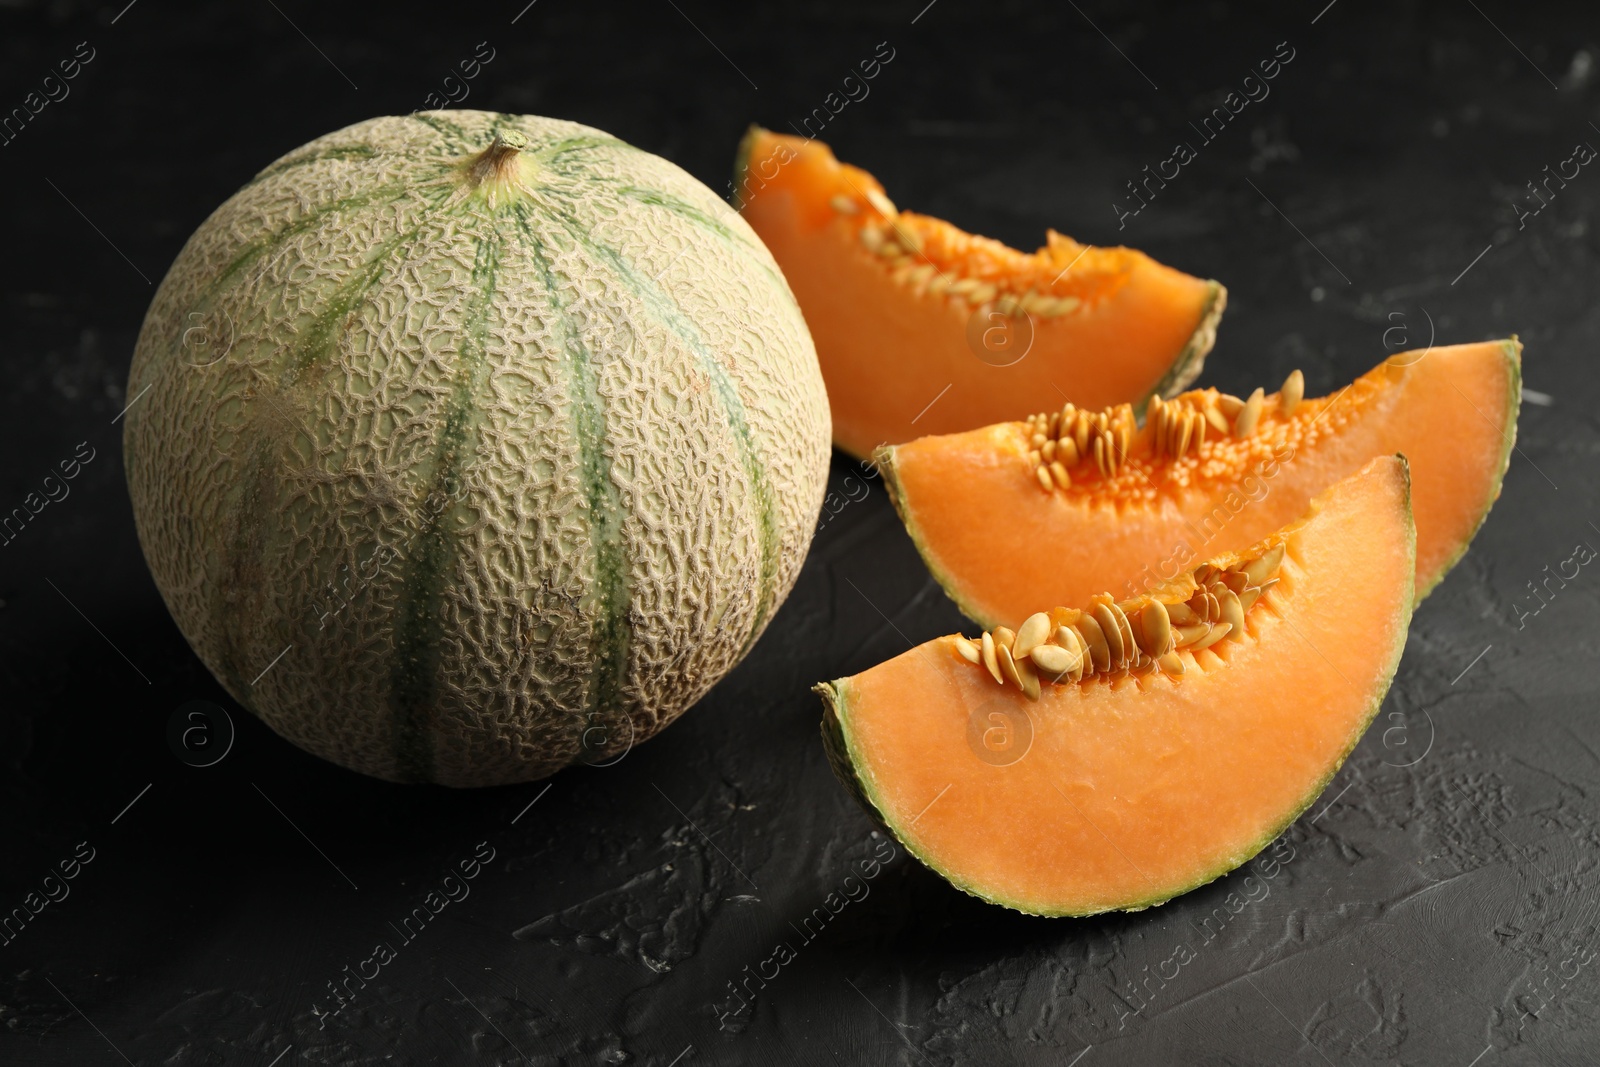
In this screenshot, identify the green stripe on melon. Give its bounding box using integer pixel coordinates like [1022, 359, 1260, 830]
[125, 112, 830, 786]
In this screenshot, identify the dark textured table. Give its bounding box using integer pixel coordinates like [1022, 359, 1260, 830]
[4, 1, 1600, 1063]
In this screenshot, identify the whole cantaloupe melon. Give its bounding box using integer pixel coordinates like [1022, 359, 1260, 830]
[124, 111, 830, 786]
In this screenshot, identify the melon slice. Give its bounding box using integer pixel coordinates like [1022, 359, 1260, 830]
[817, 458, 1414, 916]
[734, 127, 1226, 459]
[878, 339, 1520, 628]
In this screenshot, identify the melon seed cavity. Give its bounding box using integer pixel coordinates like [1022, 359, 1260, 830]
[955, 539, 1288, 698]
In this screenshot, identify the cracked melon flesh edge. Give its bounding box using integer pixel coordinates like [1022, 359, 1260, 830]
[817, 457, 1414, 916]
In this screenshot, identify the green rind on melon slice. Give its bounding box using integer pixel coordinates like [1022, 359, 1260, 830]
[1144, 280, 1227, 411]
[816, 681, 886, 835]
[820, 458, 1416, 917]
[871, 443, 994, 630]
[1414, 337, 1521, 603]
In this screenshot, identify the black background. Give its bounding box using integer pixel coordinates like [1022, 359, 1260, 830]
[4, 0, 1600, 1063]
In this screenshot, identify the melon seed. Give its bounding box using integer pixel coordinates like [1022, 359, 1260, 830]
[1074, 414, 1091, 458]
[1091, 602, 1126, 669]
[1041, 438, 1057, 461]
[1055, 625, 1087, 682]
[1036, 465, 1054, 492]
[1013, 612, 1052, 660]
[996, 642, 1024, 690]
[1220, 570, 1250, 595]
[1175, 415, 1193, 459]
[1137, 600, 1173, 657]
[1014, 652, 1041, 700]
[865, 188, 898, 217]
[1186, 621, 1232, 652]
[1219, 589, 1246, 639]
[859, 225, 885, 252]
[1203, 403, 1231, 435]
[1173, 622, 1211, 647]
[1242, 543, 1286, 588]
[1167, 601, 1198, 626]
[969, 282, 997, 305]
[1234, 387, 1265, 437]
[980, 631, 1003, 684]
[1075, 616, 1112, 674]
[893, 223, 924, 254]
[1029, 642, 1078, 678]
[1112, 603, 1139, 668]
[954, 636, 981, 664]
[1049, 461, 1071, 490]
[1281, 369, 1304, 415]
[1157, 651, 1186, 677]
[1058, 437, 1080, 467]
[1239, 578, 1278, 612]
[1216, 393, 1246, 418]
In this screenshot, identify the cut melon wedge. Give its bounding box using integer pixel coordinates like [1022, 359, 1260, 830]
[734, 127, 1226, 459]
[817, 458, 1415, 916]
[879, 339, 1520, 628]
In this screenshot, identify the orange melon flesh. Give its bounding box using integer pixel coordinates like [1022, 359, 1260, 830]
[734, 127, 1227, 459]
[881, 339, 1520, 628]
[818, 458, 1415, 916]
